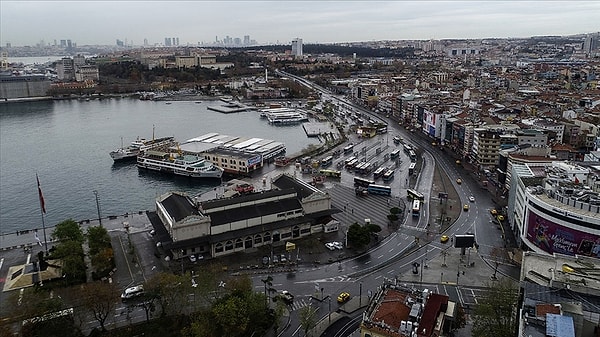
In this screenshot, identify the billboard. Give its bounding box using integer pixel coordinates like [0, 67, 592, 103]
[526, 210, 600, 258]
[454, 234, 475, 248]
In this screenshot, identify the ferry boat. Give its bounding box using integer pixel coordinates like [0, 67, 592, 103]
[259, 108, 308, 125]
[110, 136, 175, 162]
[137, 150, 223, 179]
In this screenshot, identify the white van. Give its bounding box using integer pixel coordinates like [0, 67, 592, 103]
[121, 285, 144, 300]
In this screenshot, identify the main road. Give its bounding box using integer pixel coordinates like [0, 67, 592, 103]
[263, 70, 519, 337]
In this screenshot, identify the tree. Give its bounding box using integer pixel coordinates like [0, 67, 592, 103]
[145, 272, 188, 317]
[472, 279, 519, 337]
[299, 305, 318, 337]
[51, 239, 86, 284]
[346, 223, 371, 249]
[213, 296, 250, 337]
[87, 226, 110, 256]
[52, 219, 84, 243]
[79, 282, 119, 331]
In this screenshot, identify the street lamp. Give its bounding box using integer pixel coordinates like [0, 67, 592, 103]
[93, 190, 102, 227]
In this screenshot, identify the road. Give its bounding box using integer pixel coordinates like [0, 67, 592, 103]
[259, 74, 519, 336]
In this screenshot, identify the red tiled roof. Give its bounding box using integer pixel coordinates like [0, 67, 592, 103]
[417, 293, 448, 337]
[536, 303, 561, 317]
[371, 288, 411, 331]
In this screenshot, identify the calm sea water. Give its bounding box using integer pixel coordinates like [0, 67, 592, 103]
[0, 98, 321, 234]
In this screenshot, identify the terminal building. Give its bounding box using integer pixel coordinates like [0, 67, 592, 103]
[150, 173, 339, 260]
[176, 133, 286, 176]
[507, 161, 600, 258]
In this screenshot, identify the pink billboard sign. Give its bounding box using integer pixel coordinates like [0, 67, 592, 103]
[526, 210, 600, 258]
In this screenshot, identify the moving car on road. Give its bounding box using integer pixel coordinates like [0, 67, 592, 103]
[337, 292, 350, 303]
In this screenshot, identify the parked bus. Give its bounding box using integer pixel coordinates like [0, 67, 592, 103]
[408, 162, 416, 175]
[343, 144, 354, 154]
[321, 156, 333, 167]
[403, 144, 412, 154]
[407, 189, 425, 201]
[319, 169, 341, 178]
[354, 176, 375, 187]
[409, 150, 417, 162]
[390, 149, 400, 159]
[367, 184, 392, 196]
[344, 156, 357, 165]
[382, 169, 395, 181]
[373, 166, 386, 179]
[345, 158, 358, 169]
[356, 162, 374, 175]
[412, 199, 421, 217]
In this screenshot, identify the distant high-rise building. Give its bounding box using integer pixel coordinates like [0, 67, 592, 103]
[116, 39, 124, 47]
[67, 40, 72, 48]
[244, 35, 250, 45]
[60, 40, 67, 48]
[143, 38, 148, 46]
[291, 38, 303, 57]
[165, 38, 171, 46]
[583, 34, 598, 55]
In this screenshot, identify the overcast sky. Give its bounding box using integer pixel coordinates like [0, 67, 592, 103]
[1, 1, 598, 47]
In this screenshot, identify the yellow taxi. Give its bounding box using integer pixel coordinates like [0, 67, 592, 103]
[463, 204, 470, 211]
[337, 292, 350, 303]
[490, 209, 498, 215]
[440, 235, 450, 243]
[456, 178, 462, 184]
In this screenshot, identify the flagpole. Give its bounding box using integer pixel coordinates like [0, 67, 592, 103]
[39, 207, 48, 254]
[36, 174, 49, 254]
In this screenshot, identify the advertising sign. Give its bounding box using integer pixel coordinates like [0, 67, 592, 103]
[526, 210, 600, 258]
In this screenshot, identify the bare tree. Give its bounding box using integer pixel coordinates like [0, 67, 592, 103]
[80, 281, 119, 331]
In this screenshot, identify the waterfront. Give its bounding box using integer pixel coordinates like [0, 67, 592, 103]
[0, 98, 321, 234]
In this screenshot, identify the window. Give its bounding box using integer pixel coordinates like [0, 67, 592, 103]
[235, 238, 243, 248]
[225, 240, 233, 251]
[215, 243, 223, 253]
[254, 234, 262, 244]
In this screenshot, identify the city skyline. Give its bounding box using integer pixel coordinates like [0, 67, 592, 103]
[1, 1, 599, 47]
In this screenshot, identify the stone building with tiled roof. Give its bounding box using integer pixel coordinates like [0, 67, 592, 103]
[151, 173, 340, 260]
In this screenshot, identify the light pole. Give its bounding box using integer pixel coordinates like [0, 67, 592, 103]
[93, 190, 102, 227]
[328, 297, 331, 323]
[359, 282, 362, 307]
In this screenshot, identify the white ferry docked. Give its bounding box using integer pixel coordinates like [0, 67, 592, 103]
[137, 150, 223, 179]
[110, 136, 175, 162]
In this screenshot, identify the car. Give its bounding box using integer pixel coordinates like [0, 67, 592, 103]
[332, 241, 344, 250]
[325, 242, 336, 251]
[469, 196, 475, 202]
[463, 204, 470, 211]
[456, 178, 462, 184]
[262, 256, 270, 265]
[272, 255, 279, 263]
[189, 254, 197, 263]
[280, 254, 287, 263]
[490, 209, 498, 215]
[440, 235, 450, 243]
[280, 290, 294, 304]
[337, 292, 350, 303]
[121, 285, 144, 300]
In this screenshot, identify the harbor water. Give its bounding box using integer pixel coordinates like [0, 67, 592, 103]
[0, 98, 321, 234]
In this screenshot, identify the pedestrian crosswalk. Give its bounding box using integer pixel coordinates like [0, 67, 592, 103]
[288, 298, 310, 311]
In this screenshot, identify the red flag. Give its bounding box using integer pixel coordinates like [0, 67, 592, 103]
[36, 174, 46, 214]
